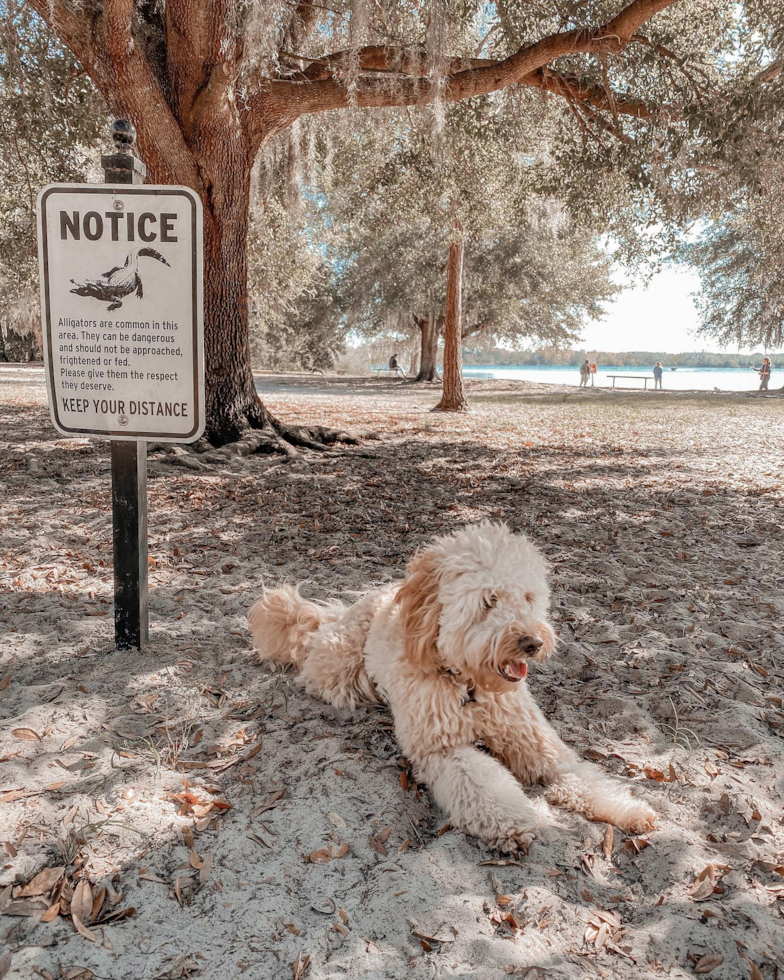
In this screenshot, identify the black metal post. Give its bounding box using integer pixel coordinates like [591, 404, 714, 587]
[102, 120, 149, 650]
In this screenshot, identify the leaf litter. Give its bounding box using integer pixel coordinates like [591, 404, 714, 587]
[1, 369, 783, 978]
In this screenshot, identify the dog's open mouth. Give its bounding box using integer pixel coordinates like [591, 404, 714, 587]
[499, 660, 528, 682]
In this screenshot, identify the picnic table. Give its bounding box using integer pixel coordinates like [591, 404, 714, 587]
[607, 374, 652, 390]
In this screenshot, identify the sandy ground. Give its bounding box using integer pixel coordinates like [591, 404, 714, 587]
[1, 365, 783, 980]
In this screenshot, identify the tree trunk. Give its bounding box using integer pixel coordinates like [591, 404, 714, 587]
[433, 228, 469, 412]
[414, 313, 439, 382]
[200, 145, 263, 444]
[408, 334, 419, 377]
[144, 121, 353, 452]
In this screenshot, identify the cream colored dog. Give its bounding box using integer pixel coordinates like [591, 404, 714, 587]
[248, 522, 655, 852]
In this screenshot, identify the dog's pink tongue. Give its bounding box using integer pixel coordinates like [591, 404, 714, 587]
[505, 661, 528, 679]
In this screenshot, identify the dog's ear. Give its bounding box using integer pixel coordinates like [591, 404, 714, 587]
[395, 547, 443, 670]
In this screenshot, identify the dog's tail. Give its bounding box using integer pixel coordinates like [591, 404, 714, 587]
[248, 585, 342, 667]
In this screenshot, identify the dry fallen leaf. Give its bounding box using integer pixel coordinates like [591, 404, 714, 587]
[16, 867, 65, 898]
[585, 909, 622, 950]
[690, 864, 728, 902]
[71, 880, 93, 923]
[11, 728, 42, 741]
[41, 901, 61, 922]
[199, 852, 213, 884]
[292, 950, 311, 980]
[694, 953, 724, 974]
[106, 882, 122, 906]
[602, 825, 614, 860]
[309, 847, 332, 864]
[738, 952, 764, 980]
[72, 912, 97, 942]
[251, 789, 285, 818]
[90, 888, 105, 923]
[0, 789, 38, 804]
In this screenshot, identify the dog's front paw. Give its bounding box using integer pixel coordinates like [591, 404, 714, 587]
[497, 829, 535, 855]
[493, 822, 547, 855]
[615, 801, 656, 835]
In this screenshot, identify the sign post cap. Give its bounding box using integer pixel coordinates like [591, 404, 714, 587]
[111, 119, 137, 149]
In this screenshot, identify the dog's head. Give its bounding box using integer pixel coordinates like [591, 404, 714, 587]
[395, 522, 556, 692]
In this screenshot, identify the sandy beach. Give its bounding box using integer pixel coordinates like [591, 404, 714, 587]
[1, 366, 783, 980]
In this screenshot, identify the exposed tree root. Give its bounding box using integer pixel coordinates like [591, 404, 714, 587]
[158, 398, 378, 468]
[431, 403, 469, 413]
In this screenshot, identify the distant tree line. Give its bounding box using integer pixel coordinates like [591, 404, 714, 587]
[462, 349, 779, 368]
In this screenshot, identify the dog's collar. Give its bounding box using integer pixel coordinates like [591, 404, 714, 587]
[443, 668, 476, 707]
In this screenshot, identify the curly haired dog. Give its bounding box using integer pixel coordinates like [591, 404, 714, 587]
[248, 522, 655, 852]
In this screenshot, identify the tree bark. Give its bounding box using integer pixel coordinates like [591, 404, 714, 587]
[408, 333, 420, 377]
[414, 313, 439, 382]
[433, 227, 469, 413]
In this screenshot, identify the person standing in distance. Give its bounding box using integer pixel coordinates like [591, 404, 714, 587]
[653, 361, 664, 390]
[753, 357, 772, 391]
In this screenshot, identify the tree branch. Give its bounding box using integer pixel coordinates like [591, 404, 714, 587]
[26, 0, 202, 188]
[523, 68, 656, 120]
[257, 0, 681, 118]
[462, 317, 493, 340]
[278, 44, 497, 81]
[165, 0, 244, 140]
[280, 0, 322, 54]
[101, 0, 202, 187]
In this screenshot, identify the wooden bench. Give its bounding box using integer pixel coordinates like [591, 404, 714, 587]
[607, 374, 652, 390]
[374, 368, 407, 378]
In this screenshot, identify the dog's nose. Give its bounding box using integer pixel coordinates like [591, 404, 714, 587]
[519, 635, 543, 656]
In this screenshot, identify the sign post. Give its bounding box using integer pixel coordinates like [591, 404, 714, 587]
[37, 120, 204, 650]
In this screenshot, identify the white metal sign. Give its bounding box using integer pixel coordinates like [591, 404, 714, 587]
[37, 185, 204, 442]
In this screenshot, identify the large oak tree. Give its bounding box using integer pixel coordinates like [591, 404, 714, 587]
[14, 0, 778, 446]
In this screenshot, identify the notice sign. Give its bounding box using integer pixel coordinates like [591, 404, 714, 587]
[37, 185, 204, 442]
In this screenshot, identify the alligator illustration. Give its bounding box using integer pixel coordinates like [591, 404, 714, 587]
[70, 247, 171, 311]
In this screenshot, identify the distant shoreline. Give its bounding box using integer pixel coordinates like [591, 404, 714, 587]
[461, 349, 776, 369]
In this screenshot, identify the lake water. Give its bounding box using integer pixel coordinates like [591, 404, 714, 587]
[462, 364, 773, 392]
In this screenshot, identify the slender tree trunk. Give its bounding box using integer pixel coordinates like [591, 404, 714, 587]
[414, 313, 439, 382]
[408, 333, 420, 377]
[433, 227, 469, 412]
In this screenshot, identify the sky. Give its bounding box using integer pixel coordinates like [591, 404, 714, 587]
[580, 266, 765, 355]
